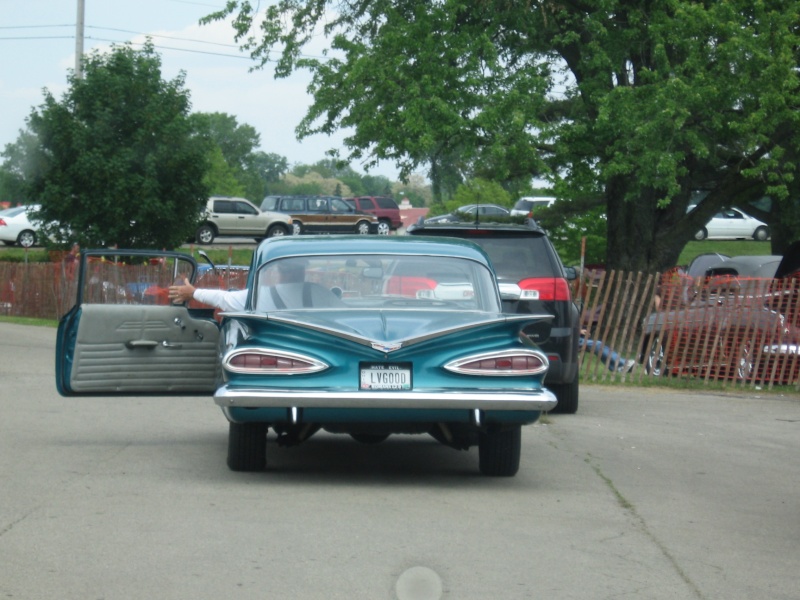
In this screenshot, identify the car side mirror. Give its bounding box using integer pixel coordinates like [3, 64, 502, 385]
[564, 266, 578, 281]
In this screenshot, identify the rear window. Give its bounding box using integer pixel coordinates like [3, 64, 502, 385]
[513, 198, 554, 211]
[472, 236, 557, 280]
[375, 198, 399, 209]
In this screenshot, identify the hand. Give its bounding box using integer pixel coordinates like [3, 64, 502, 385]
[168, 277, 195, 304]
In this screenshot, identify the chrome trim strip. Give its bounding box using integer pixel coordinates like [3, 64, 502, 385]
[214, 386, 558, 412]
[220, 311, 554, 352]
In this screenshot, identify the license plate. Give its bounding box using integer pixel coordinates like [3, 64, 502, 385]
[359, 362, 412, 390]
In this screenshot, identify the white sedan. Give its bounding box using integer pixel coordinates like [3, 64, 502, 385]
[0, 205, 41, 248]
[693, 207, 770, 241]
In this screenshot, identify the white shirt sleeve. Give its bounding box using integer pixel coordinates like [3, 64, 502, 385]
[192, 288, 247, 312]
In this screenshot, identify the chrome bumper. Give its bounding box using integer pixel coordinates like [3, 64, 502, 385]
[214, 386, 558, 412]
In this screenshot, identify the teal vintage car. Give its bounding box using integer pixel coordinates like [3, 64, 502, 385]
[56, 236, 556, 476]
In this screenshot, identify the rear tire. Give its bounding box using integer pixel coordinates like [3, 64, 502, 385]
[227, 422, 267, 472]
[196, 224, 215, 245]
[694, 228, 708, 241]
[644, 335, 666, 376]
[376, 221, 391, 235]
[549, 377, 579, 414]
[266, 224, 289, 238]
[356, 221, 371, 235]
[478, 425, 521, 477]
[753, 226, 769, 241]
[17, 230, 36, 248]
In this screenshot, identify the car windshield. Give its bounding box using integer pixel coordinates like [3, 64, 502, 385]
[253, 254, 499, 312]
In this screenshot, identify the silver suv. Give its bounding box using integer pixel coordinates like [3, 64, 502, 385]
[196, 197, 293, 244]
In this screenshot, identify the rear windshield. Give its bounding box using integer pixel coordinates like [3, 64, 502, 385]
[474, 236, 558, 280]
[513, 198, 553, 211]
[375, 198, 398, 209]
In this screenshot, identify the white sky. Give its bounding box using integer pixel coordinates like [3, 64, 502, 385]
[0, 0, 402, 180]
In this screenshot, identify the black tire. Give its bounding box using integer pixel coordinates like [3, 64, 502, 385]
[292, 221, 303, 236]
[478, 425, 521, 477]
[17, 230, 36, 248]
[694, 227, 708, 241]
[753, 226, 769, 241]
[195, 224, 216, 245]
[356, 220, 371, 235]
[549, 377, 579, 414]
[350, 433, 390, 444]
[376, 220, 391, 235]
[227, 422, 267, 472]
[644, 335, 666, 376]
[266, 224, 289, 238]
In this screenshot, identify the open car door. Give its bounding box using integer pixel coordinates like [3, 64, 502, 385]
[56, 249, 222, 396]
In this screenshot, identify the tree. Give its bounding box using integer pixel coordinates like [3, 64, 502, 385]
[189, 112, 281, 200]
[20, 41, 209, 249]
[446, 179, 511, 213]
[203, 146, 246, 197]
[204, 1, 800, 272]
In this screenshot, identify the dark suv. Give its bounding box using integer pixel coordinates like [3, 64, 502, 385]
[406, 220, 580, 413]
[344, 196, 402, 233]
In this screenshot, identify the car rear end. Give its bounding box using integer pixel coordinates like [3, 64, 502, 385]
[406, 222, 581, 413]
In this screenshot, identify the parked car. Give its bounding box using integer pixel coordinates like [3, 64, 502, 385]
[510, 197, 556, 217]
[424, 203, 510, 224]
[195, 197, 293, 244]
[0, 205, 41, 248]
[56, 238, 556, 476]
[642, 249, 800, 382]
[260, 195, 380, 235]
[343, 196, 402, 233]
[689, 206, 770, 241]
[407, 219, 581, 413]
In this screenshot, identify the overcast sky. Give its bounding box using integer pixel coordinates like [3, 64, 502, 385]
[0, 0, 403, 181]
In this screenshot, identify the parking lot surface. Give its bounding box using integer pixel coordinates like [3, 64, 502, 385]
[1, 322, 798, 600]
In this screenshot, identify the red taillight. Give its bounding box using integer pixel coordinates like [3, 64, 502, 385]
[225, 349, 327, 374]
[518, 277, 572, 301]
[445, 350, 549, 376]
[0, 218, 7, 227]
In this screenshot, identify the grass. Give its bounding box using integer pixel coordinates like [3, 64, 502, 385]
[0, 315, 58, 327]
[0, 239, 775, 269]
[0, 245, 255, 266]
[677, 240, 772, 266]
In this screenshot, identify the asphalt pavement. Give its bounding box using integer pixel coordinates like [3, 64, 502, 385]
[1, 322, 799, 600]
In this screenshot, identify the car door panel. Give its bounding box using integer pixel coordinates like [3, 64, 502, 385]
[59, 304, 220, 395]
[56, 249, 221, 397]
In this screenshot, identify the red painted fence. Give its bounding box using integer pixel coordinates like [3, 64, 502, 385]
[2, 260, 799, 390]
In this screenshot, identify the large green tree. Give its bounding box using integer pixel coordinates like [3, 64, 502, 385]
[204, 0, 800, 271]
[190, 112, 295, 201]
[20, 41, 209, 249]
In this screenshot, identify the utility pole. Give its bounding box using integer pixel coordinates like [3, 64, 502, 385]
[75, 0, 85, 79]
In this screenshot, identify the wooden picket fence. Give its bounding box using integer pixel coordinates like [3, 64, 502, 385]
[577, 268, 800, 390]
[2, 260, 799, 390]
